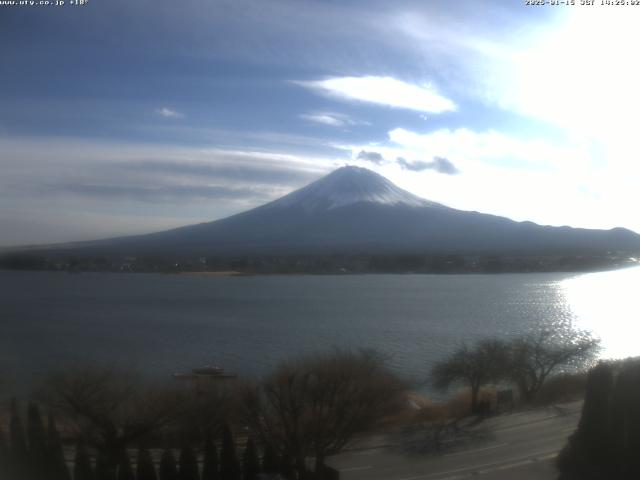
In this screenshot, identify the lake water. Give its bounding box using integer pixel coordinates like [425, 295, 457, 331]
[1, 268, 638, 390]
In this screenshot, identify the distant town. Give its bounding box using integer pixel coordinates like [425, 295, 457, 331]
[1, 251, 637, 274]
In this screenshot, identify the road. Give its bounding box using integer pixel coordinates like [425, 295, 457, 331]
[327, 402, 581, 480]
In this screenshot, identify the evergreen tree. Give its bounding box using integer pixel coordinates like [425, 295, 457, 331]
[242, 437, 260, 480]
[178, 446, 199, 480]
[261, 443, 278, 475]
[159, 449, 178, 480]
[557, 359, 640, 479]
[580, 363, 614, 470]
[611, 362, 640, 478]
[136, 448, 158, 480]
[96, 450, 117, 480]
[558, 362, 614, 479]
[117, 451, 135, 480]
[626, 364, 640, 477]
[47, 412, 71, 480]
[74, 443, 95, 480]
[10, 398, 28, 478]
[27, 402, 48, 478]
[220, 425, 241, 480]
[201, 433, 219, 480]
[0, 426, 9, 479]
[278, 453, 295, 480]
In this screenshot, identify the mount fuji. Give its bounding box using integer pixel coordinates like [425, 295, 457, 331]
[18, 166, 640, 259]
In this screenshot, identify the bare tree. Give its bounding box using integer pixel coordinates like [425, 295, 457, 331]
[507, 329, 600, 402]
[44, 367, 184, 476]
[430, 339, 509, 413]
[243, 349, 405, 479]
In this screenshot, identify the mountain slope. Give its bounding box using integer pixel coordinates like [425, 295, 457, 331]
[30, 166, 640, 257]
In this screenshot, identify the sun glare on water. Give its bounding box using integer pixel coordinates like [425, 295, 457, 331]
[559, 266, 640, 360]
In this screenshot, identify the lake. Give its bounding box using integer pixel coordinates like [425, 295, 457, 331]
[1, 267, 638, 391]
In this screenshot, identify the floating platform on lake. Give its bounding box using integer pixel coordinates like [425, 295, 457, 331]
[172, 365, 238, 382]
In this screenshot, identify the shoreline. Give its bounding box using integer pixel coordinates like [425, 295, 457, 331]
[176, 270, 250, 277]
[1, 261, 639, 277]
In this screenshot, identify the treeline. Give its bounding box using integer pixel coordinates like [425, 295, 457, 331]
[0, 402, 281, 480]
[1, 401, 68, 480]
[0, 334, 614, 479]
[0, 350, 400, 480]
[0, 251, 634, 274]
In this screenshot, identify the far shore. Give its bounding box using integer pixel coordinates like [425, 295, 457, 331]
[176, 270, 250, 277]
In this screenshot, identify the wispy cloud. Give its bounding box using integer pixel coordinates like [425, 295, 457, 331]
[296, 76, 456, 114]
[29, 148, 328, 205]
[154, 107, 184, 119]
[397, 156, 459, 174]
[119, 159, 323, 185]
[299, 112, 369, 128]
[357, 150, 385, 165]
[52, 183, 270, 203]
[0, 137, 337, 245]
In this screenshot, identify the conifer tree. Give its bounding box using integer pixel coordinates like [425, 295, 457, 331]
[117, 451, 135, 480]
[220, 425, 241, 480]
[201, 433, 219, 480]
[580, 363, 614, 467]
[178, 446, 199, 480]
[242, 437, 260, 480]
[47, 412, 71, 480]
[10, 398, 28, 478]
[278, 453, 295, 480]
[610, 362, 640, 477]
[558, 362, 614, 479]
[261, 443, 278, 475]
[557, 359, 640, 479]
[27, 402, 48, 478]
[96, 450, 117, 480]
[137, 448, 158, 480]
[74, 443, 95, 480]
[0, 426, 9, 479]
[159, 448, 179, 480]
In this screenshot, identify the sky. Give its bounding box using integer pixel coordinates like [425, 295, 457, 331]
[1, 0, 640, 246]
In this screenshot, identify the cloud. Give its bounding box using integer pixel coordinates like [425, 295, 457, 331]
[387, 128, 578, 172]
[296, 76, 456, 114]
[30, 149, 329, 204]
[52, 183, 270, 203]
[299, 112, 368, 128]
[120, 159, 322, 184]
[0, 137, 338, 245]
[397, 156, 459, 174]
[154, 107, 184, 119]
[0, 210, 198, 248]
[357, 150, 385, 165]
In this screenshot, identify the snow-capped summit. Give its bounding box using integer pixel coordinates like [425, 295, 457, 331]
[264, 165, 441, 211]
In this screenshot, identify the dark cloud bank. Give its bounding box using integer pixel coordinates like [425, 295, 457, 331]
[397, 156, 459, 174]
[358, 149, 460, 175]
[357, 150, 385, 165]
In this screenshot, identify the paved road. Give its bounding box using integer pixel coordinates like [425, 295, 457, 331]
[327, 402, 581, 480]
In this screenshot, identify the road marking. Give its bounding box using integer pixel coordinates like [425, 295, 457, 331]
[444, 442, 509, 457]
[393, 449, 560, 480]
[341, 465, 374, 472]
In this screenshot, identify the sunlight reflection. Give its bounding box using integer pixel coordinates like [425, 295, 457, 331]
[559, 266, 640, 360]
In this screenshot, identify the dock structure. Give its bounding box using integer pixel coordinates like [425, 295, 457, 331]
[172, 366, 237, 389]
